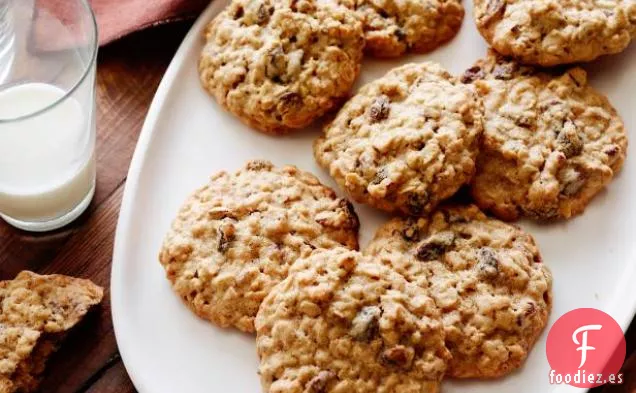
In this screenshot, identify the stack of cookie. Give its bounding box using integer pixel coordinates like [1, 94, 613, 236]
[198, 0, 467, 134]
[315, 50, 628, 222]
[256, 207, 552, 391]
[158, 0, 633, 391]
[160, 160, 361, 333]
[0, 272, 103, 393]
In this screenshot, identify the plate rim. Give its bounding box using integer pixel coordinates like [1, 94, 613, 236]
[110, 2, 636, 392]
[110, 2, 227, 392]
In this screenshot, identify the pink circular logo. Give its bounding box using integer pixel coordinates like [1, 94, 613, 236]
[546, 308, 626, 388]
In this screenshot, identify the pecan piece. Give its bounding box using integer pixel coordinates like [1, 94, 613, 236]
[208, 208, 236, 220]
[460, 66, 485, 84]
[338, 199, 360, 230]
[305, 371, 336, 393]
[516, 302, 537, 326]
[369, 95, 391, 123]
[350, 306, 381, 341]
[479, 0, 507, 26]
[217, 223, 236, 253]
[279, 91, 302, 114]
[416, 231, 455, 261]
[318, 199, 360, 230]
[561, 178, 585, 196]
[493, 61, 517, 80]
[255, 3, 272, 24]
[556, 124, 583, 158]
[371, 168, 387, 185]
[381, 345, 415, 370]
[476, 247, 499, 279]
[560, 168, 585, 196]
[567, 68, 587, 87]
[265, 46, 287, 82]
[525, 302, 536, 316]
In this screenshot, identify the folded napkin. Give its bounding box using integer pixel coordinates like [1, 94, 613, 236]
[91, 0, 209, 45]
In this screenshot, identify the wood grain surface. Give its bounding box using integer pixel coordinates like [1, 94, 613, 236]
[0, 20, 634, 393]
[0, 22, 190, 393]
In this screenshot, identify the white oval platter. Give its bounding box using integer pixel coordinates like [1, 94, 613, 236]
[111, 1, 636, 392]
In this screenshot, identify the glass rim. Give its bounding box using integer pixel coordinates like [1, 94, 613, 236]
[0, 0, 98, 123]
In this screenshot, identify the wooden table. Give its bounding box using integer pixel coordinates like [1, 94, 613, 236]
[0, 20, 634, 393]
[0, 22, 192, 393]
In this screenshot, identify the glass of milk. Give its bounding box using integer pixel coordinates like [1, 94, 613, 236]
[0, 0, 98, 232]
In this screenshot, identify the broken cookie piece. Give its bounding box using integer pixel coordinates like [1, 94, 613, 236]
[0, 272, 103, 393]
[466, 52, 627, 220]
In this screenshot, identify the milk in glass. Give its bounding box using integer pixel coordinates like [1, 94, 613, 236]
[0, 83, 96, 224]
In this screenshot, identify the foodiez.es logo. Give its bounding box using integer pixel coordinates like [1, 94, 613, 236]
[546, 308, 626, 388]
[573, 324, 602, 369]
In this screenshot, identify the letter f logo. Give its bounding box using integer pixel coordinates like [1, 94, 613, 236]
[572, 325, 603, 368]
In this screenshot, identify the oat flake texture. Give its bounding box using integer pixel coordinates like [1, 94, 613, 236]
[0, 325, 40, 393]
[315, 62, 483, 216]
[340, 0, 465, 58]
[474, 0, 636, 66]
[0, 271, 104, 393]
[199, 0, 365, 134]
[256, 247, 450, 393]
[464, 51, 628, 221]
[365, 205, 553, 378]
[159, 160, 360, 333]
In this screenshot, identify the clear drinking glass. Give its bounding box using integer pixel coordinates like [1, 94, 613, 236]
[0, 0, 98, 232]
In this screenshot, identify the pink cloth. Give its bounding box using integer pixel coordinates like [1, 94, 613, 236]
[34, 0, 208, 49]
[90, 0, 209, 45]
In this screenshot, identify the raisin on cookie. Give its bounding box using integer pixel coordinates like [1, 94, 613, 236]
[256, 247, 450, 393]
[340, 0, 464, 58]
[463, 52, 628, 221]
[159, 160, 360, 333]
[199, 0, 365, 134]
[314, 62, 483, 216]
[474, 0, 636, 66]
[365, 204, 553, 379]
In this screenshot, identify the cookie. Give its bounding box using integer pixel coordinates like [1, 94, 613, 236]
[463, 52, 628, 221]
[340, 0, 464, 58]
[255, 247, 450, 393]
[364, 204, 553, 378]
[0, 325, 40, 393]
[314, 62, 483, 216]
[199, 0, 365, 134]
[0, 271, 104, 333]
[474, 0, 636, 66]
[159, 160, 360, 333]
[0, 271, 104, 393]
